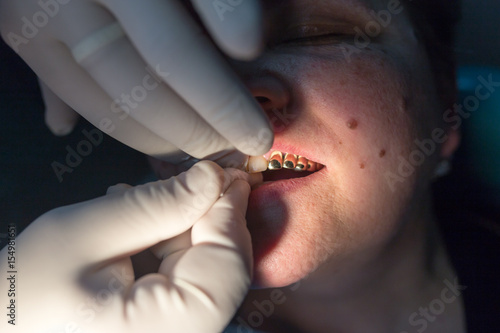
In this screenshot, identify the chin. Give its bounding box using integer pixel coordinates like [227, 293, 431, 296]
[246, 165, 332, 288]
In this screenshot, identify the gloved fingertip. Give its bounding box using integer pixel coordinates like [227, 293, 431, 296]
[47, 123, 75, 136]
[239, 140, 273, 157]
[44, 109, 79, 136]
[179, 160, 227, 202]
[247, 172, 263, 188]
[223, 168, 262, 192]
[227, 179, 252, 199]
[235, 126, 274, 157]
[106, 183, 132, 195]
[192, 0, 263, 60]
[221, 34, 263, 61]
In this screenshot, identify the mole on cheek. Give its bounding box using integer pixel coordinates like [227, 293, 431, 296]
[379, 149, 386, 158]
[360, 163, 365, 169]
[347, 119, 358, 129]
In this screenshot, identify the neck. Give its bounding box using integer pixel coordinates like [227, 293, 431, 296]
[239, 201, 463, 333]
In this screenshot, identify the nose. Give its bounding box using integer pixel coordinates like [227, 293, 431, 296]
[243, 74, 292, 133]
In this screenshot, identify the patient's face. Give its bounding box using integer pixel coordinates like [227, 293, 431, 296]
[151, 0, 454, 288]
[238, 0, 452, 287]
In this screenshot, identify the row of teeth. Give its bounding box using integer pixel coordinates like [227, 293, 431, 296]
[246, 151, 324, 174]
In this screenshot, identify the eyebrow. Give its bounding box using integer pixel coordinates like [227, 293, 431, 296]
[318, 0, 375, 16]
[269, 0, 375, 21]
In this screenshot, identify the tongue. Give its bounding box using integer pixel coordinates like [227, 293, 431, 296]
[263, 169, 314, 182]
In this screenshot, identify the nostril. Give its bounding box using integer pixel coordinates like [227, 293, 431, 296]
[256, 96, 274, 111]
[256, 96, 270, 104]
[246, 77, 291, 120]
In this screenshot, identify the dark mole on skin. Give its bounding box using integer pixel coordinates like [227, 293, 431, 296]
[347, 119, 358, 129]
[360, 163, 365, 169]
[379, 149, 386, 158]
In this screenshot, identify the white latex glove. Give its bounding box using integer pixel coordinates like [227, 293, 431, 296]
[0, 0, 272, 168]
[0, 161, 261, 333]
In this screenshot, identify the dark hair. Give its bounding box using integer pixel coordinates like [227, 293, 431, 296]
[403, 0, 462, 107]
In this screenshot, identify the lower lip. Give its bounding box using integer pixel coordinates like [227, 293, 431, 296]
[249, 167, 327, 200]
[246, 167, 327, 284]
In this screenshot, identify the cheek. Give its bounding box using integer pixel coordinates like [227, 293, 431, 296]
[305, 54, 417, 181]
[297, 53, 423, 241]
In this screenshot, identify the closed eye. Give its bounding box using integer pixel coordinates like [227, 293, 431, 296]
[272, 24, 355, 47]
[281, 33, 351, 46]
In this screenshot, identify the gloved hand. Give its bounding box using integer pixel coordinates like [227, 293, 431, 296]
[0, 161, 261, 332]
[0, 0, 273, 168]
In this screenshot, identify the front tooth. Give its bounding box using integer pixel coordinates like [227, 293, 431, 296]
[247, 156, 268, 173]
[283, 153, 297, 169]
[268, 151, 283, 170]
[295, 156, 308, 171]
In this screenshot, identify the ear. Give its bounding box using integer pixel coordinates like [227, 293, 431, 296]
[441, 127, 460, 158]
[435, 60, 461, 159]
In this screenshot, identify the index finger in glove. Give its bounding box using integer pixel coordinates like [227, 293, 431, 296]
[96, 0, 273, 156]
[39, 79, 80, 136]
[191, 0, 263, 60]
[37, 161, 232, 265]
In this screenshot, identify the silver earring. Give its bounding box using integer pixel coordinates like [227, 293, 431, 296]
[434, 160, 451, 178]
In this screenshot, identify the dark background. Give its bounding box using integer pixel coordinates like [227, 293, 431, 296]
[0, 40, 152, 242]
[1, 0, 499, 246]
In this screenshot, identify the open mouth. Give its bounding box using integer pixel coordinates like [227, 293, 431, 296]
[262, 168, 316, 182]
[247, 151, 324, 182]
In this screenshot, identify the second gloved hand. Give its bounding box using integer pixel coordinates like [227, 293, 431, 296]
[0, 161, 261, 333]
[0, 0, 273, 168]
